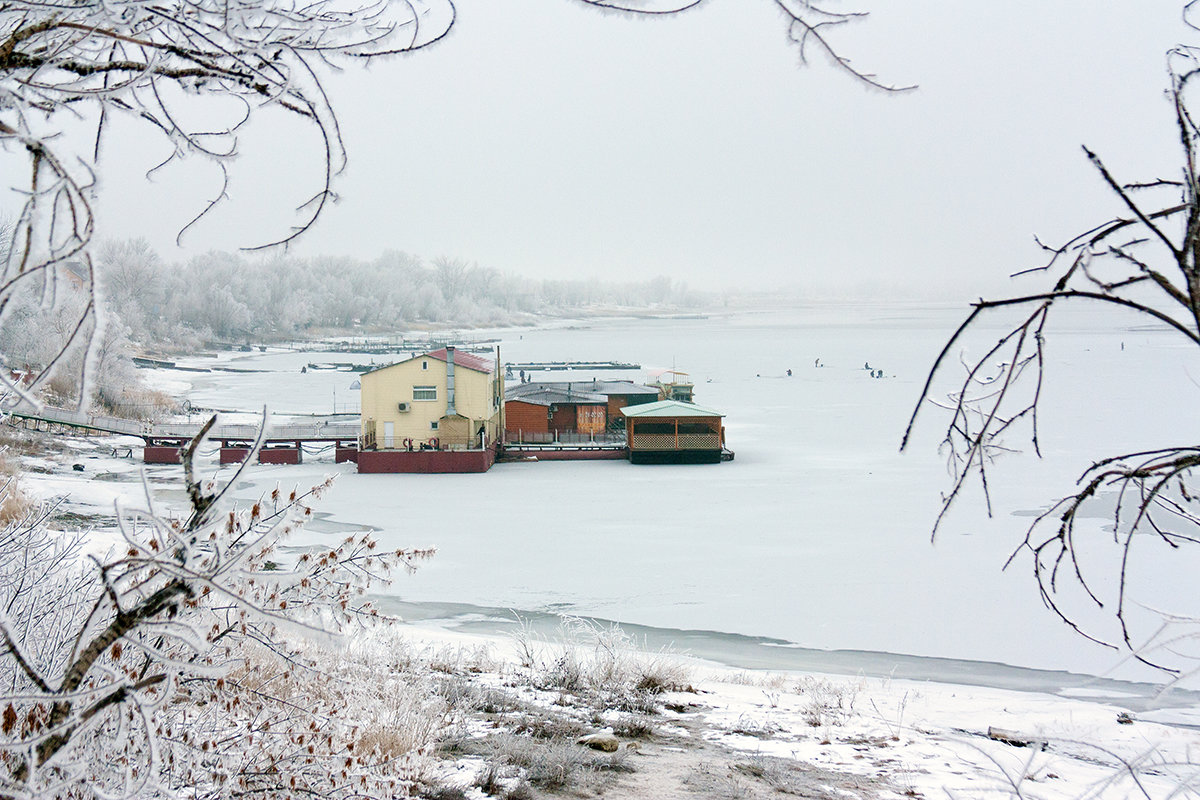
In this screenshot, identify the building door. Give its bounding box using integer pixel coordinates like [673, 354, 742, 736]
[383, 421, 394, 449]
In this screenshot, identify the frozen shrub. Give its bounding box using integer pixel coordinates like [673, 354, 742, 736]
[519, 616, 691, 711]
[610, 716, 656, 739]
[0, 428, 439, 797]
[481, 734, 632, 790]
[0, 458, 32, 527]
[797, 676, 861, 728]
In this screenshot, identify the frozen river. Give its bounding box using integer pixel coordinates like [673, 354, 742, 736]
[163, 302, 1200, 690]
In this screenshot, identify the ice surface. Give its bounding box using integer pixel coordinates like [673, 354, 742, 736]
[143, 303, 1200, 684]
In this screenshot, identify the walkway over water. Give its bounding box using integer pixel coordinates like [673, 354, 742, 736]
[7, 402, 360, 445]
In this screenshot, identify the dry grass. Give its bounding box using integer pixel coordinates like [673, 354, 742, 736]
[713, 670, 792, 689]
[610, 716, 656, 739]
[221, 637, 448, 766]
[46, 370, 79, 406]
[0, 451, 33, 526]
[431, 675, 523, 717]
[796, 676, 861, 728]
[473, 733, 634, 790]
[0, 428, 55, 458]
[513, 617, 692, 713]
[418, 786, 470, 800]
[95, 387, 179, 421]
[510, 713, 588, 741]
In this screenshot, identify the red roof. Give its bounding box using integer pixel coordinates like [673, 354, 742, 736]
[424, 347, 494, 374]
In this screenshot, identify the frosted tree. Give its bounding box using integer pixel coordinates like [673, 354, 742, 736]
[0, 0, 907, 406]
[95, 239, 166, 341]
[0, 0, 455, 408]
[0, 2, 906, 794]
[903, 11, 1200, 674]
[0, 422, 435, 797]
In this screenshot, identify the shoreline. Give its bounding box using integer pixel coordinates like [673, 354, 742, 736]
[381, 597, 1200, 722]
[17, 426, 1200, 719]
[391, 615, 1200, 798]
[13, 429, 1200, 795]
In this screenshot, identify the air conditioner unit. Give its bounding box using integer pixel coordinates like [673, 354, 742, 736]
[398, 402, 411, 413]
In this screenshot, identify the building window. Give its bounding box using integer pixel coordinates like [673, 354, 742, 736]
[421, 361, 428, 370]
[413, 385, 437, 401]
[430, 421, 439, 431]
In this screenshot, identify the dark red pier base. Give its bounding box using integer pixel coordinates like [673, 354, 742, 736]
[335, 447, 358, 463]
[259, 448, 301, 465]
[501, 448, 627, 461]
[220, 447, 250, 464]
[357, 449, 495, 474]
[143, 445, 182, 464]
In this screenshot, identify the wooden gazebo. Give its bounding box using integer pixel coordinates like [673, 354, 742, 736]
[620, 400, 726, 464]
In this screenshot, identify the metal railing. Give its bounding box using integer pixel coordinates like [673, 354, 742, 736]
[8, 401, 360, 443]
[505, 430, 625, 446]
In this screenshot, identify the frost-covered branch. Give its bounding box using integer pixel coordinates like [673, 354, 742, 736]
[902, 20, 1200, 670]
[0, 421, 433, 797]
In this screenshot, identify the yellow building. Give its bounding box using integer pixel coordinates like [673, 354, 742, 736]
[360, 347, 503, 454]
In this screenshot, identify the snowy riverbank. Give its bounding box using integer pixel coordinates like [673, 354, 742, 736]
[12, 425, 1200, 797]
[366, 621, 1200, 799]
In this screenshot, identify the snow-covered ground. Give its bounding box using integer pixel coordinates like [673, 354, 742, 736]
[31, 303, 1200, 693]
[395, 623, 1200, 800]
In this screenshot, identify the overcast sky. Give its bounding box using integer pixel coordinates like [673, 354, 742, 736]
[40, 1, 1197, 297]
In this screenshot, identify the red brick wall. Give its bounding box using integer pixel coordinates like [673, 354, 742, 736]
[505, 400, 549, 434]
[549, 404, 577, 434]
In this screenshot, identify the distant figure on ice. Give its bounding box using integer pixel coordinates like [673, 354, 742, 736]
[864, 362, 872, 371]
[519, 369, 526, 382]
[814, 358, 821, 368]
[787, 368, 792, 377]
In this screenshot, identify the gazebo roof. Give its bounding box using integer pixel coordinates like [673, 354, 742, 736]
[620, 400, 723, 418]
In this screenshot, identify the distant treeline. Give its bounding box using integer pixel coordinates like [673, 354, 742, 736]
[95, 240, 708, 345]
[0, 236, 706, 415]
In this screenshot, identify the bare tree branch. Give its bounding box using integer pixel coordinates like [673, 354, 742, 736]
[906, 35, 1200, 670]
